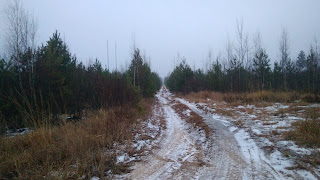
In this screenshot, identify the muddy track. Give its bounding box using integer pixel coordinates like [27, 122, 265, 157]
[125, 87, 312, 180]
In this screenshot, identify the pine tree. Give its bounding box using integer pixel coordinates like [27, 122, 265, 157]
[252, 49, 271, 91]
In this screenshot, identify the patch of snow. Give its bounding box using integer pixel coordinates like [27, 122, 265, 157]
[229, 126, 238, 132]
[90, 176, 100, 180]
[287, 116, 303, 121]
[252, 128, 262, 135]
[182, 109, 191, 117]
[234, 129, 289, 179]
[310, 104, 320, 108]
[211, 114, 231, 126]
[265, 106, 277, 111]
[277, 141, 312, 155]
[259, 137, 274, 146]
[296, 170, 317, 180]
[248, 114, 257, 118]
[123, 88, 319, 179]
[246, 105, 255, 109]
[117, 153, 127, 163]
[6, 127, 33, 137]
[197, 102, 207, 106]
[182, 96, 319, 179]
[156, 93, 168, 104]
[279, 105, 290, 109]
[234, 129, 259, 164]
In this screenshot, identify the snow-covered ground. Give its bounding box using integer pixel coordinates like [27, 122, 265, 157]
[115, 87, 319, 179]
[179, 97, 320, 179]
[122, 86, 212, 179]
[113, 95, 167, 173]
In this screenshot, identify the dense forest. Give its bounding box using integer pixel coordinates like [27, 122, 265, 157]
[165, 27, 320, 97]
[0, 31, 161, 132]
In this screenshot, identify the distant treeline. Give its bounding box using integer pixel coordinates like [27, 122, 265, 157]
[165, 22, 319, 95]
[0, 31, 161, 130]
[165, 48, 320, 95]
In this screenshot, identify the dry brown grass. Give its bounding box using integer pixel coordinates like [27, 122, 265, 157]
[172, 102, 212, 138]
[273, 105, 309, 118]
[0, 99, 154, 179]
[284, 107, 320, 148]
[214, 108, 236, 117]
[234, 120, 244, 127]
[180, 91, 224, 103]
[261, 145, 276, 154]
[299, 152, 320, 167]
[262, 121, 278, 126]
[222, 91, 302, 104]
[181, 90, 318, 121]
[183, 90, 318, 104]
[271, 130, 280, 136]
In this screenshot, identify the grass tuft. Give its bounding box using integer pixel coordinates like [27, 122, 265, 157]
[284, 107, 320, 148]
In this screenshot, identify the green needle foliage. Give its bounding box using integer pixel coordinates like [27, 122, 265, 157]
[0, 31, 161, 132]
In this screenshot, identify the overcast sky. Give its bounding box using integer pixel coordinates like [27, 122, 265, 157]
[1, 0, 320, 77]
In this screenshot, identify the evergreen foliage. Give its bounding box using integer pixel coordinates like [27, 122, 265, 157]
[165, 47, 320, 95]
[0, 31, 161, 131]
[252, 49, 271, 91]
[126, 48, 161, 97]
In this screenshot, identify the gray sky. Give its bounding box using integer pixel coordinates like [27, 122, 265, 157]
[1, 0, 320, 77]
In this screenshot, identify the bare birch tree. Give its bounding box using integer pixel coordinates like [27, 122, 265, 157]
[234, 19, 249, 69]
[279, 28, 290, 90]
[233, 19, 250, 91]
[4, 0, 38, 63]
[226, 37, 235, 69]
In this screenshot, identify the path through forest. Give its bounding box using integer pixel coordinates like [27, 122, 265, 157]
[124, 86, 315, 180]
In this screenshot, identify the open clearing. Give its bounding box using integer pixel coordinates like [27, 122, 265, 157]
[114, 87, 319, 180]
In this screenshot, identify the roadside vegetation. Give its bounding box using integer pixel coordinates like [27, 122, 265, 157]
[0, 1, 162, 179]
[182, 90, 319, 104]
[0, 32, 161, 178]
[0, 100, 154, 179]
[284, 107, 320, 148]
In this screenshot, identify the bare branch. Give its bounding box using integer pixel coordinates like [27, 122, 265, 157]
[4, 0, 38, 62]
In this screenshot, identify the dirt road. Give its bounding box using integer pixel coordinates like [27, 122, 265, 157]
[125, 87, 315, 180]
